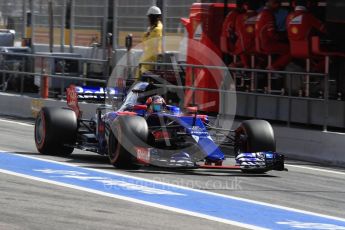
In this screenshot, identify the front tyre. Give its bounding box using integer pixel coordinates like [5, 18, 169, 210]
[35, 107, 77, 156]
[235, 120, 276, 174]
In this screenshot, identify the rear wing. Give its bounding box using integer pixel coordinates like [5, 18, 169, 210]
[65, 82, 127, 118]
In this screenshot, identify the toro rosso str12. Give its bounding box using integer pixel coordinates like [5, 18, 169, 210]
[34, 82, 285, 173]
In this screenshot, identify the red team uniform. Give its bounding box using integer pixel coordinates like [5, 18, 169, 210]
[287, 6, 326, 71]
[255, 7, 291, 70]
[287, 6, 326, 40]
[220, 9, 242, 54]
[234, 10, 258, 67]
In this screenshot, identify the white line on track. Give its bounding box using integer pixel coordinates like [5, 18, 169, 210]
[0, 118, 33, 127]
[1, 150, 345, 224]
[286, 164, 345, 176]
[0, 168, 267, 230]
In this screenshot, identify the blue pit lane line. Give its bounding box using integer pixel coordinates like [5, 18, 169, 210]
[1, 152, 345, 230]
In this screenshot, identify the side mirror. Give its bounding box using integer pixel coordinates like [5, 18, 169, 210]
[186, 106, 198, 113]
[133, 104, 147, 111]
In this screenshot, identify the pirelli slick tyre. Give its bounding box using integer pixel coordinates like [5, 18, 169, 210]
[236, 120, 276, 174]
[35, 107, 77, 156]
[108, 116, 148, 169]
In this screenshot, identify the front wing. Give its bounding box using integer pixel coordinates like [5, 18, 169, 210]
[134, 146, 285, 171]
[235, 152, 285, 171]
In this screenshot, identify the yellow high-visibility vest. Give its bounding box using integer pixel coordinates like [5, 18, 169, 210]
[138, 21, 163, 78]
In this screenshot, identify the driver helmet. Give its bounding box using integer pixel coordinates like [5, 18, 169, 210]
[146, 95, 166, 113]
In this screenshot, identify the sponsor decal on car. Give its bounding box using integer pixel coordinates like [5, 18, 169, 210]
[74, 86, 118, 99]
[135, 147, 151, 164]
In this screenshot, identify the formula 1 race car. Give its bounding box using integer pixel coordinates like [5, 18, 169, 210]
[34, 81, 285, 173]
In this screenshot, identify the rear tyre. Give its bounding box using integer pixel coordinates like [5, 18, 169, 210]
[108, 116, 148, 169]
[35, 107, 77, 156]
[235, 120, 276, 174]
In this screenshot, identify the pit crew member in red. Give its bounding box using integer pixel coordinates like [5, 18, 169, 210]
[287, 0, 326, 41]
[233, 0, 258, 68]
[220, 0, 245, 54]
[287, 0, 327, 72]
[255, 0, 291, 70]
